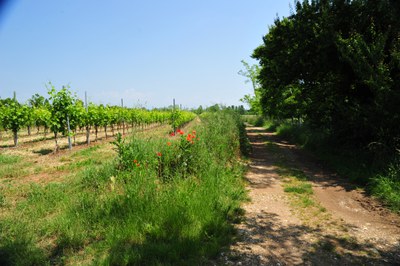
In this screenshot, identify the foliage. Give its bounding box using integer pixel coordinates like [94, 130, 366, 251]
[253, 0, 400, 152]
[47, 83, 78, 136]
[1, 99, 30, 146]
[0, 111, 247, 264]
[28, 93, 49, 108]
[0, 86, 196, 148]
[238, 60, 262, 114]
[371, 160, 400, 212]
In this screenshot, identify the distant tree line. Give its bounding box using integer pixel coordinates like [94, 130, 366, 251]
[252, 0, 400, 153]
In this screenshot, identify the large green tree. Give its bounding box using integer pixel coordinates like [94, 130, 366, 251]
[253, 0, 400, 151]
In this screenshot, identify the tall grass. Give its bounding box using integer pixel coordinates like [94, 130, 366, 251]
[0, 111, 247, 265]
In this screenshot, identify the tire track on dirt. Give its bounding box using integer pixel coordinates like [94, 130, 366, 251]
[219, 126, 400, 265]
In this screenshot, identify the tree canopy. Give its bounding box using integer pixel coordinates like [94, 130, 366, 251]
[253, 0, 400, 151]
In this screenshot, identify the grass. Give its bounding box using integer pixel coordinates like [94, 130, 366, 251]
[284, 182, 313, 195]
[0, 154, 32, 179]
[0, 111, 248, 265]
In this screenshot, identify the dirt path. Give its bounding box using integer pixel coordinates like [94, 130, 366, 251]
[220, 126, 400, 265]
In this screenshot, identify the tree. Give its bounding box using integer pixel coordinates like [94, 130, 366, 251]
[253, 0, 400, 151]
[47, 83, 78, 152]
[238, 60, 262, 114]
[33, 107, 51, 135]
[28, 93, 48, 108]
[2, 99, 29, 146]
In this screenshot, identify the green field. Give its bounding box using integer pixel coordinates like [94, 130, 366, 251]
[0, 111, 248, 265]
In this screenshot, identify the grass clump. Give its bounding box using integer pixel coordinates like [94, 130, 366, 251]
[370, 161, 400, 212]
[284, 182, 313, 195]
[0, 154, 31, 178]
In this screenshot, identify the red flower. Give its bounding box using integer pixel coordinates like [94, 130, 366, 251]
[133, 159, 138, 163]
[136, 163, 140, 167]
[186, 134, 192, 141]
[157, 152, 162, 157]
[177, 129, 184, 135]
[170, 132, 175, 136]
[167, 142, 171, 146]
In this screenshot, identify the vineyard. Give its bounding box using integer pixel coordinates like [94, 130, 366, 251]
[0, 84, 196, 150]
[0, 104, 247, 265]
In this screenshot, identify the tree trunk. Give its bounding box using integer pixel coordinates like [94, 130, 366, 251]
[104, 126, 107, 139]
[13, 130, 18, 147]
[27, 126, 31, 136]
[95, 126, 98, 141]
[86, 126, 90, 145]
[54, 132, 59, 152]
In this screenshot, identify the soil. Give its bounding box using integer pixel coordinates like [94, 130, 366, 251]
[0, 123, 169, 187]
[219, 126, 400, 265]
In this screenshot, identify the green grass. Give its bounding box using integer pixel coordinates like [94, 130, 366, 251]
[278, 166, 316, 209]
[0, 154, 20, 164]
[370, 161, 400, 212]
[0, 111, 248, 265]
[0, 154, 32, 179]
[284, 182, 313, 195]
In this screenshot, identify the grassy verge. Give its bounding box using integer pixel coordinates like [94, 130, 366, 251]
[269, 121, 400, 213]
[0, 111, 247, 265]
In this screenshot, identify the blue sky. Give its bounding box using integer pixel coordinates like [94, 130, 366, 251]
[0, 0, 292, 108]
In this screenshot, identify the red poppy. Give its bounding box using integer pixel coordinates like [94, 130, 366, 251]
[167, 142, 171, 146]
[133, 159, 138, 163]
[157, 152, 162, 157]
[136, 163, 140, 167]
[170, 132, 175, 136]
[178, 129, 184, 135]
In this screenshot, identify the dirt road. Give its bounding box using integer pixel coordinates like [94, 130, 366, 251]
[220, 127, 400, 265]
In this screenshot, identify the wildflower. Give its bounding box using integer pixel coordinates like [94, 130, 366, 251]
[170, 132, 175, 137]
[136, 163, 140, 167]
[167, 142, 171, 146]
[186, 134, 192, 141]
[178, 129, 184, 135]
[157, 152, 162, 157]
[192, 130, 196, 135]
[133, 159, 138, 163]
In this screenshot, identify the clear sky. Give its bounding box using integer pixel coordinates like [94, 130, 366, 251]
[0, 0, 292, 109]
